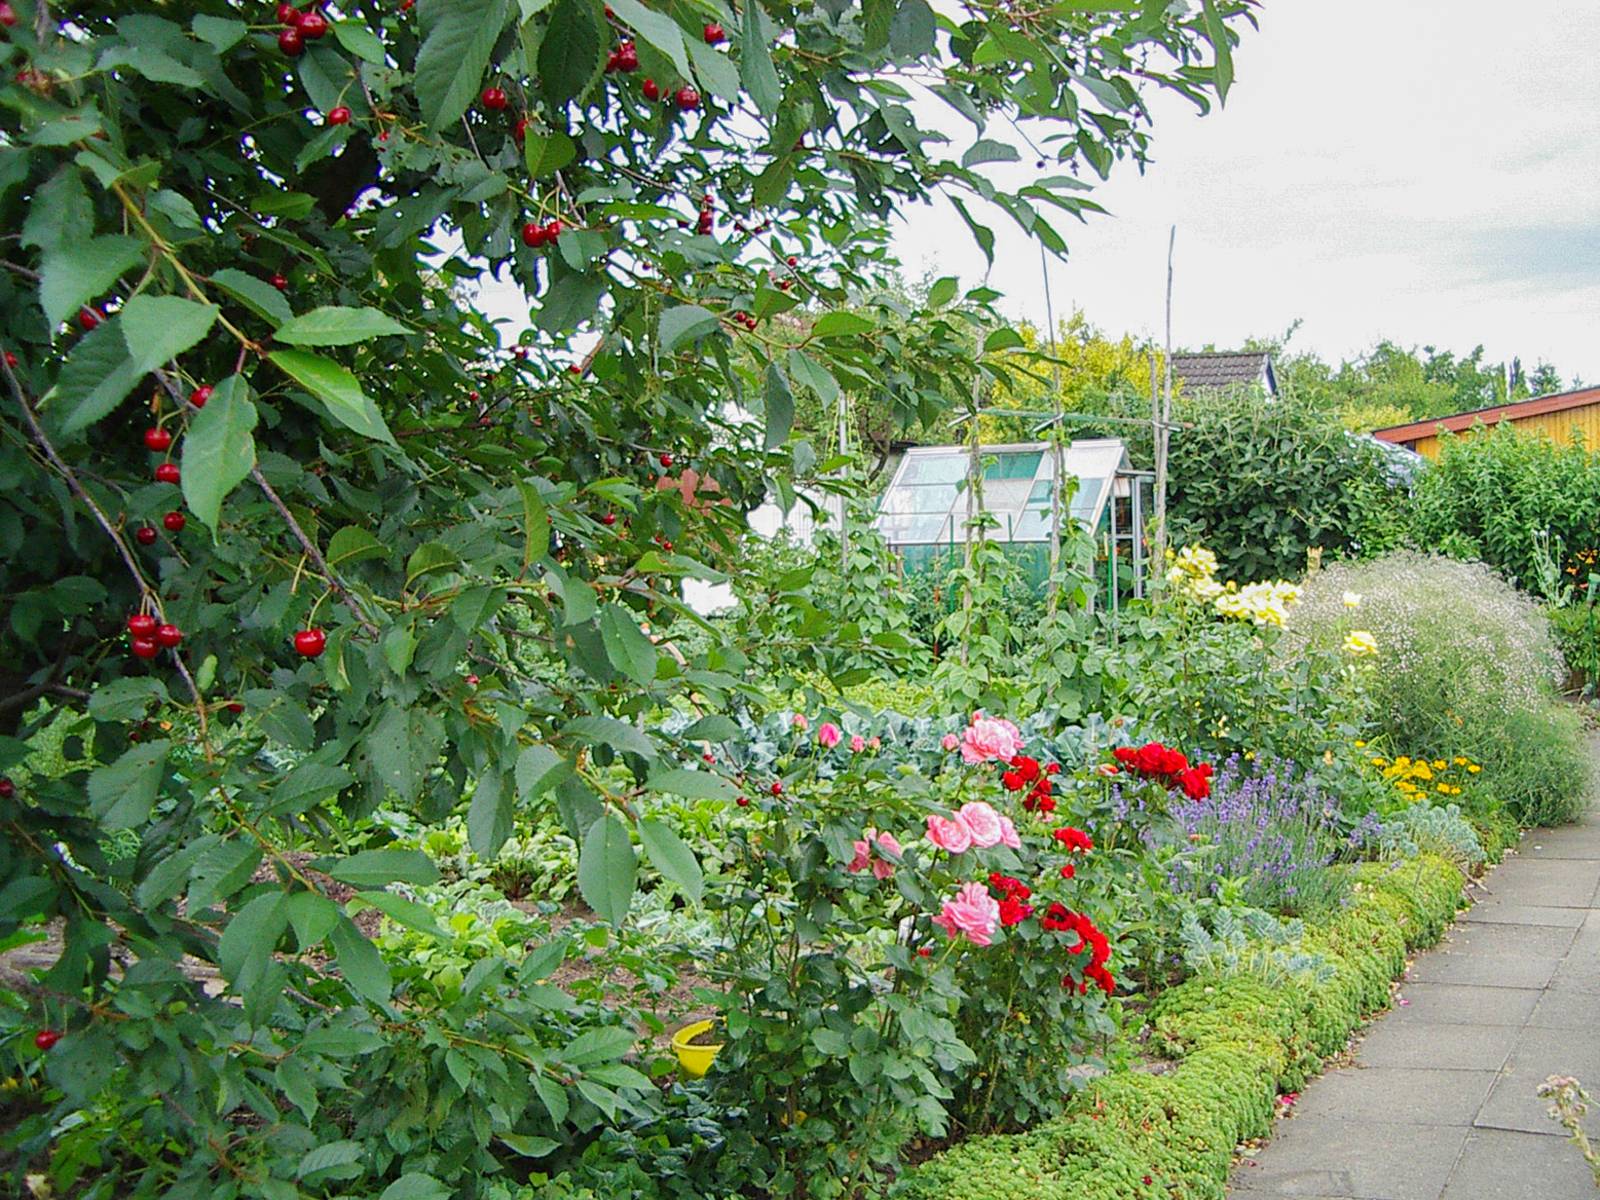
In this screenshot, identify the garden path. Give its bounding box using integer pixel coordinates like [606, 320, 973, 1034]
[1230, 776, 1600, 1198]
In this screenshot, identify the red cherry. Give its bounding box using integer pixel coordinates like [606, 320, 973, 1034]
[566, 364, 581, 375]
[641, 77, 659, 101]
[143, 427, 172, 452]
[917, 947, 932, 958]
[778, 279, 792, 291]
[544, 219, 563, 241]
[601, 512, 617, 526]
[736, 795, 749, 807]
[675, 86, 700, 111]
[135, 526, 157, 546]
[703, 22, 725, 44]
[163, 511, 186, 532]
[480, 86, 508, 111]
[226, 702, 245, 714]
[33, 1030, 60, 1052]
[155, 463, 180, 485]
[128, 614, 159, 637]
[521, 222, 547, 248]
[3, 351, 16, 367]
[78, 307, 102, 331]
[702, 752, 716, 764]
[513, 116, 529, 142]
[658, 452, 673, 468]
[154, 624, 183, 648]
[293, 628, 327, 658]
[400, 0, 413, 9]
[276, 2, 300, 23]
[660, 539, 673, 552]
[327, 106, 352, 126]
[0, 3, 17, 27]
[465, 673, 480, 685]
[0, 778, 14, 800]
[131, 637, 159, 660]
[189, 384, 213, 408]
[468, 390, 480, 402]
[278, 26, 304, 56]
[297, 11, 328, 38]
[770, 780, 783, 796]
[786, 256, 798, 267]
[269, 273, 289, 290]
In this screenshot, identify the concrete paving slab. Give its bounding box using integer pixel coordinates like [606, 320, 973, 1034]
[1230, 1117, 1468, 1199]
[1472, 858, 1600, 908]
[1354, 1021, 1518, 1071]
[1474, 1027, 1600, 1136]
[1439, 1128, 1599, 1198]
[1291, 1067, 1495, 1126]
[1458, 901, 1587, 928]
[1386, 984, 1541, 1028]
[1525, 987, 1598, 1029]
[1514, 829, 1600, 861]
[1404, 953, 1563, 990]
[1434, 922, 1577, 960]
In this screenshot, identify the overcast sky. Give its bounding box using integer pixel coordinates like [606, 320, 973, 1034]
[899, 0, 1600, 384]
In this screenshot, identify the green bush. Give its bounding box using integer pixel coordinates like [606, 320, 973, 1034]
[1167, 392, 1401, 582]
[1409, 425, 1600, 590]
[1289, 553, 1593, 826]
[900, 854, 1465, 1200]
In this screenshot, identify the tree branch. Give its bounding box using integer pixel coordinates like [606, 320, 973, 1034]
[250, 466, 381, 637]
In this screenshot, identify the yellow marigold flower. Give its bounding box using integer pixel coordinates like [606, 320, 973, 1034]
[1354, 740, 1367, 748]
[1437, 783, 1450, 794]
[1371, 756, 1388, 767]
[1467, 764, 1481, 773]
[1342, 629, 1378, 656]
[1393, 756, 1410, 768]
[1431, 759, 1446, 771]
[1453, 756, 1468, 765]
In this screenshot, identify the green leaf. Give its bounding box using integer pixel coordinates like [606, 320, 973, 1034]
[269, 763, 355, 817]
[333, 20, 387, 64]
[1201, 0, 1234, 103]
[297, 1140, 365, 1183]
[88, 741, 169, 830]
[379, 1174, 450, 1200]
[270, 349, 398, 447]
[962, 139, 1020, 168]
[811, 311, 875, 338]
[211, 268, 293, 326]
[52, 318, 143, 434]
[515, 744, 567, 799]
[406, 541, 460, 585]
[950, 196, 995, 265]
[286, 892, 341, 949]
[659, 304, 720, 352]
[680, 714, 740, 742]
[467, 770, 513, 858]
[927, 276, 959, 307]
[328, 526, 389, 565]
[577, 815, 636, 927]
[322, 849, 441, 889]
[763, 362, 794, 449]
[192, 14, 249, 52]
[740, 0, 782, 116]
[415, 0, 514, 129]
[646, 767, 736, 802]
[538, 0, 605, 106]
[522, 130, 577, 178]
[329, 917, 392, 1003]
[605, 0, 691, 79]
[516, 480, 549, 573]
[561, 1025, 636, 1064]
[532, 1073, 570, 1125]
[598, 603, 659, 686]
[39, 236, 146, 329]
[181, 375, 257, 530]
[96, 44, 206, 89]
[638, 818, 703, 903]
[218, 893, 289, 988]
[87, 677, 168, 722]
[354, 890, 447, 937]
[562, 715, 656, 761]
[983, 327, 1026, 353]
[273, 306, 410, 346]
[687, 37, 740, 103]
[118, 296, 218, 374]
[889, 0, 936, 58]
[499, 1134, 561, 1158]
[149, 189, 202, 230]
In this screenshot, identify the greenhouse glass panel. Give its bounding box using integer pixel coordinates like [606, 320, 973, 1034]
[899, 454, 969, 485]
[877, 513, 947, 542]
[878, 483, 961, 515]
[984, 452, 1041, 480]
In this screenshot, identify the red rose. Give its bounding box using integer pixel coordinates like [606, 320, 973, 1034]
[1060, 863, 1076, 880]
[1001, 770, 1025, 792]
[1134, 742, 1168, 775]
[1045, 762, 1062, 775]
[1178, 768, 1210, 800]
[998, 896, 1033, 926]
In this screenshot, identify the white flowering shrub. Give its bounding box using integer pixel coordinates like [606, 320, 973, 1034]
[1291, 553, 1591, 825]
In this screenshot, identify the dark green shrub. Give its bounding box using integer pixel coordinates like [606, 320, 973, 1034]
[1167, 392, 1401, 582]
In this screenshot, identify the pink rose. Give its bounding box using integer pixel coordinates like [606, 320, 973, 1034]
[850, 734, 865, 753]
[817, 722, 842, 749]
[932, 881, 1001, 947]
[847, 838, 872, 873]
[871, 830, 901, 879]
[925, 813, 973, 855]
[957, 801, 1003, 848]
[941, 732, 960, 752]
[869, 736, 880, 750]
[997, 814, 1021, 850]
[960, 715, 1024, 765]
[791, 713, 809, 732]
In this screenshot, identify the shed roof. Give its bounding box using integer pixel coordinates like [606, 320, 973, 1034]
[1171, 351, 1276, 394]
[1371, 385, 1600, 445]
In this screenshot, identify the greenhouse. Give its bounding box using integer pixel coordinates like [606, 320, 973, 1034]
[871, 439, 1153, 605]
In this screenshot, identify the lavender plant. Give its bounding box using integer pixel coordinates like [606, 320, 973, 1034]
[1168, 754, 1346, 916]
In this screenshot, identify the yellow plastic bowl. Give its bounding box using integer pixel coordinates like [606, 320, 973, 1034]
[671, 1019, 723, 1078]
